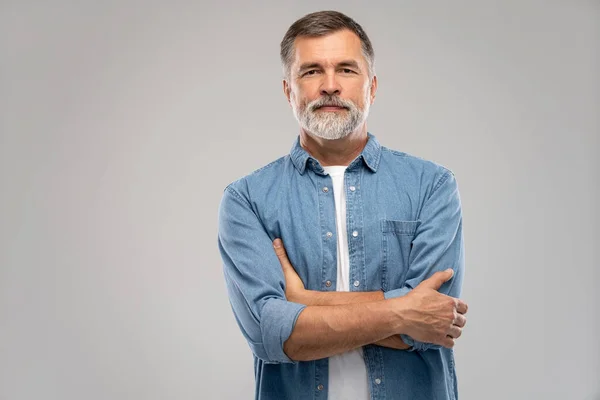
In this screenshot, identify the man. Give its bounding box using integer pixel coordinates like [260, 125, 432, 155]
[217, 10, 468, 400]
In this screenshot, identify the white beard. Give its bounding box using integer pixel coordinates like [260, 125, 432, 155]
[291, 87, 371, 140]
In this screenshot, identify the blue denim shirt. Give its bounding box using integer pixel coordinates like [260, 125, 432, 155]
[217, 133, 465, 400]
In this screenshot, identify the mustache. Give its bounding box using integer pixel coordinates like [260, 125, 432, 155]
[310, 95, 353, 111]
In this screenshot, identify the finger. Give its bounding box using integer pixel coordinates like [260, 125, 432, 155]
[419, 269, 454, 291]
[441, 336, 455, 349]
[273, 238, 291, 267]
[447, 325, 462, 339]
[455, 299, 468, 315]
[453, 313, 467, 328]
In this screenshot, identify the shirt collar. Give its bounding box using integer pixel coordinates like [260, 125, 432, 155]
[289, 132, 381, 175]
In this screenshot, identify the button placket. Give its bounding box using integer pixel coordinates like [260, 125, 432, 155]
[318, 173, 337, 301]
[345, 171, 366, 295]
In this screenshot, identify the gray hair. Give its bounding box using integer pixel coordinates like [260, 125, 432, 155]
[280, 10, 375, 79]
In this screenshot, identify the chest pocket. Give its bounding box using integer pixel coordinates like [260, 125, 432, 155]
[381, 220, 420, 291]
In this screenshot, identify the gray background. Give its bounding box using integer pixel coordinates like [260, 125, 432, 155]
[1, 1, 598, 399]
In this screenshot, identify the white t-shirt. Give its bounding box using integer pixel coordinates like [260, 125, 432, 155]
[323, 165, 370, 400]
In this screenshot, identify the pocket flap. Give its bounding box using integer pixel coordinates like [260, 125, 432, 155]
[381, 220, 420, 235]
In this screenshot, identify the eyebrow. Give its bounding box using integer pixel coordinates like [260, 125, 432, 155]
[297, 60, 362, 73]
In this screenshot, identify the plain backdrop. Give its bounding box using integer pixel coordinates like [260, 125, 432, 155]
[1, 1, 599, 399]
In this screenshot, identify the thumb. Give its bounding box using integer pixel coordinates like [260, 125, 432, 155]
[419, 269, 454, 291]
[273, 238, 290, 266]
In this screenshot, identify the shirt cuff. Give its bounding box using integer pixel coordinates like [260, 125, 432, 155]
[260, 298, 307, 363]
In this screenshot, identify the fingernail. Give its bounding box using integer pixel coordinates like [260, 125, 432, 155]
[273, 239, 281, 248]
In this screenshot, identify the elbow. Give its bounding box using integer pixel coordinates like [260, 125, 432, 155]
[230, 297, 306, 364]
[282, 336, 307, 362]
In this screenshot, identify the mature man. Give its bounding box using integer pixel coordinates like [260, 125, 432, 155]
[218, 10, 468, 400]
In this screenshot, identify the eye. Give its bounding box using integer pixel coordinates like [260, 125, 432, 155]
[303, 70, 319, 77]
[341, 68, 356, 74]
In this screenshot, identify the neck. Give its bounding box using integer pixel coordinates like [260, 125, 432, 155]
[299, 124, 369, 167]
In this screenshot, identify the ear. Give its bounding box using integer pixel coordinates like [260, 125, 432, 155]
[369, 75, 378, 104]
[283, 79, 292, 106]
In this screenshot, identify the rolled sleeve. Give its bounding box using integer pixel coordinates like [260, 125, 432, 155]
[261, 298, 306, 363]
[384, 170, 465, 352]
[218, 183, 306, 364]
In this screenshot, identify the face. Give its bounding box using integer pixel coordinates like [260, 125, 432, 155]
[284, 29, 377, 140]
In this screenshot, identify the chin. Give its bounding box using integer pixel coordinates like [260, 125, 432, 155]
[308, 130, 352, 141]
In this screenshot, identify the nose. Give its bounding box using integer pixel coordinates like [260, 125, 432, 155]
[320, 72, 341, 97]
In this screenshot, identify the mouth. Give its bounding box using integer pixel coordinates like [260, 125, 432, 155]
[315, 105, 347, 111]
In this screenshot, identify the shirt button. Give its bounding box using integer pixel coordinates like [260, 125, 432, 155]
[317, 384, 324, 391]
[352, 230, 358, 237]
[349, 186, 356, 191]
[322, 186, 329, 193]
[353, 280, 360, 287]
[325, 280, 332, 287]
[326, 231, 333, 238]
[375, 378, 381, 385]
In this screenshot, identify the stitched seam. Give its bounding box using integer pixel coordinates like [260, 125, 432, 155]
[430, 170, 452, 198]
[224, 184, 248, 205]
[224, 183, 273, 239]
[381, 146, 409, 158]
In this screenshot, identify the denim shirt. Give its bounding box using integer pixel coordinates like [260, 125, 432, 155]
[217, 133, 465, 400]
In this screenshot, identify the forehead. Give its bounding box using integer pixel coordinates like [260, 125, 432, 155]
[292, 29, 365, 66]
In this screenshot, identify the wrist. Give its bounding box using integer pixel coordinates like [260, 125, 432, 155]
[386, 297, 409, 335]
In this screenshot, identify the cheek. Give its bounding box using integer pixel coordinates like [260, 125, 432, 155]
[292, 90, 315, 108]
[295, 81, 322, 101]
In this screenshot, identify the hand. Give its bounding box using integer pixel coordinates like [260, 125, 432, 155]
[394, 269, 468, 348]
[273, 238, 306, 303]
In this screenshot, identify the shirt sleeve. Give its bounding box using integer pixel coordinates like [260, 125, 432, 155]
[383, 170, 465, 352]
[218, 184, 307, 363]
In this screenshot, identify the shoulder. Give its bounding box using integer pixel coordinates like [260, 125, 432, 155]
[380, 145, 454, 179]
[223, 155, 291, 198]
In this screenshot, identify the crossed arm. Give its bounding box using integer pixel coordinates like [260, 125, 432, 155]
[218, 170, 466, 363]
[272, 238, 411, 350]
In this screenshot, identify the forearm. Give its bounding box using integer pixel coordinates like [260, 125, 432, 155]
[283, 299, 402, 361]
[297, 289, 384, 306]
[293, 290, 411, 351]
[296, 290, 411, 351]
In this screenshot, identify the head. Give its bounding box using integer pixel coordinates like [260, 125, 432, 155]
[280, 11, 378, 140]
